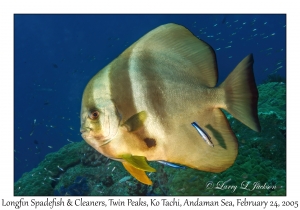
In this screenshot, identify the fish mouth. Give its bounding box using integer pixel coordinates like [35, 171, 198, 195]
[80, 128, 89, 133]
[80, 126, 91, 134]
[80, 127, 92, 140]
[80, 126, 118, 147]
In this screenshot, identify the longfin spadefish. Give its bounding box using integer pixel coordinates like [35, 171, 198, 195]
[121, 111, 147, 132]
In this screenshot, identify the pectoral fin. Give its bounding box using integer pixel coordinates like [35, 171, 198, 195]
[121, 111, 147, 132]
[122, 162, 153, 185]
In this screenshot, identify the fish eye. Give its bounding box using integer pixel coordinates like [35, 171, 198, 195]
[89, 111, 100, 120]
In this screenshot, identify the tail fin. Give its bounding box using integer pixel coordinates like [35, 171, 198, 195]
[219, 54, 261, 132]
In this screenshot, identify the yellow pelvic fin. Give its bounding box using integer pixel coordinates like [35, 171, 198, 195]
[121, 111, 147, 132]
[121, 154, 156, 172]
[122, 162, 153, 185]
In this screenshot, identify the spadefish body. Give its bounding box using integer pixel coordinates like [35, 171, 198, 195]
[80, 23, 261, 185]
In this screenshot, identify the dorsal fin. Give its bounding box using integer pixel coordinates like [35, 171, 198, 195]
[123, 23, 218, 87]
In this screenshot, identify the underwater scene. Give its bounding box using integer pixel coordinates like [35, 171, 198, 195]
[14, 14, 286, 196]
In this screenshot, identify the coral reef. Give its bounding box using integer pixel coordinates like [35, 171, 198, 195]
[262, 73, 286, 84]
[54, 176, 90, 196]
[14, 141, 84, 196]
[14, 81, 286, 196]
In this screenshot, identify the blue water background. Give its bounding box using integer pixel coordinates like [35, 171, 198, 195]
[14, 14, 286, 182]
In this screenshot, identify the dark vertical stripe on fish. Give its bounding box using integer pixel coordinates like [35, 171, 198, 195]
[131, 50, 168, 129]
[108, 49, 137, 122]
[81, 77, 102, 132]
